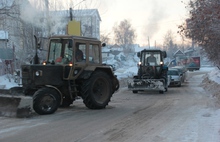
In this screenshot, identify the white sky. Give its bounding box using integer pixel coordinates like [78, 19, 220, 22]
[30, 0, 190, 46]
[88, 0, 190, 46]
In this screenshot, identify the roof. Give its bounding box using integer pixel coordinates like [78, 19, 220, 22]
[50, 35, 100, 41]
[50, 9, 101, 21]
[173, 49, 184, 56]
[184, 48, 194, 54]
[109, 44, 123, 48]
[0, 48, 14, 60]
[141, 49, 164, 52]
[73, 9, 101, 21]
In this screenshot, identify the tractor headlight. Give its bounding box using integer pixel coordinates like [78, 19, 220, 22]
[42, 60, 47, 65]
[138, 62, 142, 65]
[160, 61, 163, 65]
[35, 70, 42, 76]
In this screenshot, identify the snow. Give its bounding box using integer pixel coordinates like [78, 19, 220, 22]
[0, 60, 220, 141]
[0, 62, 219, 90]
[208, 68, 220, 84]
[0, 74, 19, 89]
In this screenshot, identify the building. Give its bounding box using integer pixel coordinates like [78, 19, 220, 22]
[0, 0, 101, 75]
[49, 9, 101, 39]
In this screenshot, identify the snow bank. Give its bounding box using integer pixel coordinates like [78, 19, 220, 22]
[207, 68, 220, 84]
[0, 75, 19, 89]
[200, 67, 220, 105]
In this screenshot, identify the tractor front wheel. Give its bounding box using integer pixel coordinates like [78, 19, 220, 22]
[33, 87, 60, 115]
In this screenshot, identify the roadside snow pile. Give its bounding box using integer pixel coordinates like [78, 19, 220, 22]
[0, 74, 19, 89]
[200, 67, 220, 104]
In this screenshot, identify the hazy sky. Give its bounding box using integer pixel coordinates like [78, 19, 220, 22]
[91, 0, 190, 46]
[30, 0, 190, 46]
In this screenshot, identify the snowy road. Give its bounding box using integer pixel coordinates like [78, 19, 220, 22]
[0, 69, 220, 142]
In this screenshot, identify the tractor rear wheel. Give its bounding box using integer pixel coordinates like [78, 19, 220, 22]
[33, 87, 60, 115]
[80, 71, 113, 109]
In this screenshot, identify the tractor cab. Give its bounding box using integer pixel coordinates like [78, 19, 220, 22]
[137, 49, 167, 79]
[128, 49, 168, 94]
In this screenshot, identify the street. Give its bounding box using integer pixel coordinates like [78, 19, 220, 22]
[0, 70, 219, 142]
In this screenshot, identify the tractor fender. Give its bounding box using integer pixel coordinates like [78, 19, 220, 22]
[79, 68, 119, 92]
[45, 85, 63, 105]
[79, 67, 115, 79]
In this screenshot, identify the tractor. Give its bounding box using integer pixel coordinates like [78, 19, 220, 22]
[128, 49, 169, 94]
[18, 35, 119, 115]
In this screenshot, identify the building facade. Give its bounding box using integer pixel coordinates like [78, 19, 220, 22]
[0, 0, 101, 74]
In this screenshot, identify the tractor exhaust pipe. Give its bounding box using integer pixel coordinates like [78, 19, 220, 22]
[33, 35, 40, 64]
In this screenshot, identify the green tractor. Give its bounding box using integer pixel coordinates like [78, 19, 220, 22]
[20, 35, 119, 115]
[128, 49, 169, 94]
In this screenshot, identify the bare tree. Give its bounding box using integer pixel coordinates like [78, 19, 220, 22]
[113, 19, 136, 51]
[100, 32, 111, 44]
[178, 0, 220, 66]
[163, 30, 178, 58]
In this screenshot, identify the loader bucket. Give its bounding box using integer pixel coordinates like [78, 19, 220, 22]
[0, 87, 33, 118]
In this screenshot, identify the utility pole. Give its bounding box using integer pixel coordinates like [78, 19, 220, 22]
[70, 8, 73, 21]
[45, 0, 50, 37]
[148, 36, 150, 48]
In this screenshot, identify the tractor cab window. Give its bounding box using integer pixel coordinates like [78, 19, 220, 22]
[48, 39, 62, 63]
[143, 52, 161, 66]
[48, 39, 73, 64]
[89, 44, 100, 63]
[63, 41, 73, 64]
[74, 42, 85, 62]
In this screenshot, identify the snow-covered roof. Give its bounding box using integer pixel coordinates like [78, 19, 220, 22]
[50, 9, 101, 21]
[73, 9, 101, 21]
[173, 49, 184, 56]
[134, 46, 144, 52]
[184, 48, 194, 54]
[102, 46, 111, 52]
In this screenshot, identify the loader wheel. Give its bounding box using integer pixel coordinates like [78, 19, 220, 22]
[33, 88, 60, 115]
[80, 71, 113, 109]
